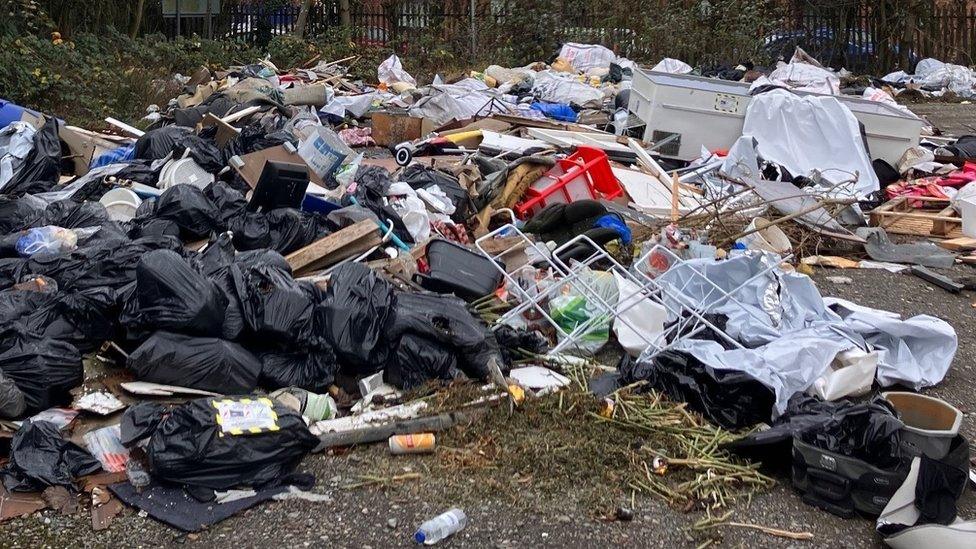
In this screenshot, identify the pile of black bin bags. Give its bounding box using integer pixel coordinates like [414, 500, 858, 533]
[0, 180, 505, 421]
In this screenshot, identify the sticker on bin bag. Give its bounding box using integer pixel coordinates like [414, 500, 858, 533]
[212, 398, 280, 436]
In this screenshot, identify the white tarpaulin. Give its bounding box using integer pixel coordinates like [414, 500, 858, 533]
[742, 90, 880, 197]
[649, 253, 957, 414]
[408, 80, 512, 128]
[759, 61, 840, 95]
[557, 43, 617, 71]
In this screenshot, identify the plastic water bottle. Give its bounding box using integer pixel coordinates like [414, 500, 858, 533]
[414, 508, 467, 545]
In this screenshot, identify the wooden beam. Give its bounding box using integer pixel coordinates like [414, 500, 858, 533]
[286, 219, 379, 274]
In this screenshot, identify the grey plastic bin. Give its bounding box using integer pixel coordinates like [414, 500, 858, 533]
[883, 391, 962, 459]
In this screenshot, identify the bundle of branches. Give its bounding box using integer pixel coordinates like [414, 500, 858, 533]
[596, 388, 774, 511]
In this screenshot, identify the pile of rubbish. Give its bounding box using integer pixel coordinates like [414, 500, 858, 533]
[0, 42, 973, 547]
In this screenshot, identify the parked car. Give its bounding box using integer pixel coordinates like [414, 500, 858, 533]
[763, 27, 917, 72]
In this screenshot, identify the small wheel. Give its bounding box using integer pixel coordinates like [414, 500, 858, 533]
[394, 146, 413, 166]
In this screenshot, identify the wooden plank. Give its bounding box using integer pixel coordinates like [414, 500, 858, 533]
[939, 236, 976, 252]
[286, 219, 378, 273]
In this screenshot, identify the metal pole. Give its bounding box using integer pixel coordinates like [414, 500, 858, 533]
[469, 0, 476, 61]
[176, 0, 182, 37]
[206, 0, 213, 39]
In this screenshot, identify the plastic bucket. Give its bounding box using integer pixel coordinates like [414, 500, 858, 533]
[741, 217, 793, 255]
[99, 188, 142, 222]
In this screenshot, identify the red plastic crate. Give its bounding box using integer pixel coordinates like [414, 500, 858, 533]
[515, 146, 623, 219]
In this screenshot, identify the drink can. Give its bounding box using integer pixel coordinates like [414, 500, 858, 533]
[389, 433, 436, 455]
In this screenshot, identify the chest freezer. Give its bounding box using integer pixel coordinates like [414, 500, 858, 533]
[628, 69, 923, 166]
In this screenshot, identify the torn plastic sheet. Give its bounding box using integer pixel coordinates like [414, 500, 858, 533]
[825, 297, 956, 390]
[377, 54, 417, 87]
[660, 326, 855, 416]
[408, 82, 509, 128]
[532, 71, 605, 106]
[743, 90, 880, 197]
[656, 253, 956, 395]
[0, 122, 37, 193]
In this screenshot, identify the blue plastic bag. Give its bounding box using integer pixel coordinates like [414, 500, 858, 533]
[91, 145, 135, 169]
[530, 102, 578, 123]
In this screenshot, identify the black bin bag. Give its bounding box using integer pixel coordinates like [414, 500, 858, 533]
[145, 397, 318, 490]
[386, 333, 461, 390]
[387, 292, 500, 388]
[121, 249, 227, 338]
[258, 347, 338, 393]
[0, 335, 82, 414]
[316, 262, 397, 375]
[0, 420, 101, 492]
[127, 331, 261, 394]
[234, 262, 315, 345]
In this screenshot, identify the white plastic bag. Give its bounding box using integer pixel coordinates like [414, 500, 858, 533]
[549, 268, 618, 355]
[651, 58, 693, 74]
[613, 272, 666, 357]
[378, 54, 417, 87]
[807, 349, 878, 401]
[557, 43, 617, 71]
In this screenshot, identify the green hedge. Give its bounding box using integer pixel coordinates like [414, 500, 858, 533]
[0, 29, 390, 129]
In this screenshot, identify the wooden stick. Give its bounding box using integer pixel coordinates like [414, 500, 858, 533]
[671, 173, 680, 223]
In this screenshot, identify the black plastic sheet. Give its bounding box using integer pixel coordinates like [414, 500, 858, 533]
[3, 117, 61, 197]
[621, 349, 776, 430]
[796, 395, 905, 469]
[728, 394, 906, 469]
[127, 331, 261, 394]
[0, 420, 101, 492]
[134, 126, 194, 161]
[145, 397, 318, 490]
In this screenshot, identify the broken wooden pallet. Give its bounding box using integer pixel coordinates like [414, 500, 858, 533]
[868, 196, 964, 239]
